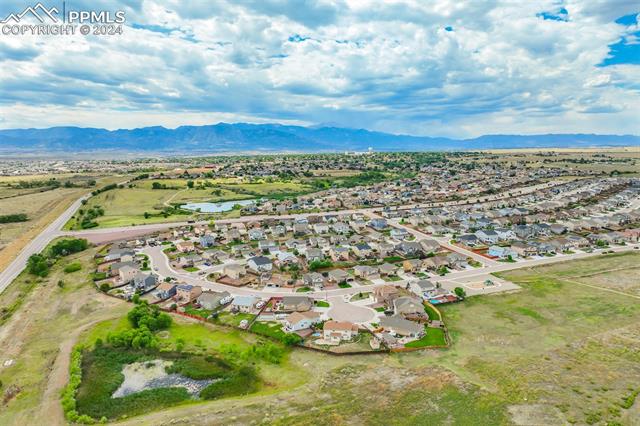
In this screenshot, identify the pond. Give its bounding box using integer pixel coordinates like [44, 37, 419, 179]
[112, 360, 215, 398]
[181, 199, 255, 213]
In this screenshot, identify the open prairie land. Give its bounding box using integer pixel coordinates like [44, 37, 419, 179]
[0, 175, 126, 272]
[63, 178, 315, 229]
[1, 245, 638, 425]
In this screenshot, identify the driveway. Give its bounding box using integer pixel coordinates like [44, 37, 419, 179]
[326, 296, 376, 324]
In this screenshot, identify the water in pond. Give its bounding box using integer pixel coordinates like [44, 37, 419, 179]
[112, 360, 215, 398]
[181, 199, 255, 213]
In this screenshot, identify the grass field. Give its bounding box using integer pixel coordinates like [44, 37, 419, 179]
[0, 246, 129, 426]
[63, 178, 314, 229]
[0, 174, 127, 271]
[113, 251, 640, 425]
[2, 244, 639, 425]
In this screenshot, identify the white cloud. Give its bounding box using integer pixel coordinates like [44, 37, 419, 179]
[0, 0, 638, 137]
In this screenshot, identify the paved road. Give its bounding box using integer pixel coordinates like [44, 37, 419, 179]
[143, 240, 640, 300]
[0, 194, 90, 294]
[0, 177, 623, 296]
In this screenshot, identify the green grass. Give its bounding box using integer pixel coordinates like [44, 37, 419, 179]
[216, 312, 256, 327]
[427, 252, 640, 425]
[296, 286, 312, 293]
[404, 327, 447, 348]
[183, 305, 212, 318]
[63, 262, 82, 273]
[249, 321, 287, 340]
[74, 345, 258, 420]
[375, 307, 386, 312]
[350, 292, 370, 301]
[423, 303, 441, 321]
[183, 266, 199, 272]
[314, 300, 330, 308]
[338, 282, 352, 288]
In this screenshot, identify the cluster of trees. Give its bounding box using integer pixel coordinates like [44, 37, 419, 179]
[107, 301, 172, 349]
[308, 259, 333, 271]
[76, 206, 104, 229]
[90, 183, 119, 196]
[50, 238, 89, 257]
[151, 182, 179, 190]
[0, 213, 28, 224]
[13, 178, 94, 189]
[26, 238, 89, 277]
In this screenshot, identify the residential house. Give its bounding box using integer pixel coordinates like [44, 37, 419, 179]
[475, 229, 499, 245]
[457, 234, 479, 246]
[154, 282, 177, 300]
[352, 243, 374, 259]
[176, 284, 202, 303]
[199, 235, 216, 248]
[487, 245, 518, 260]
[284, 311, 321, 332]
[329, 246, 350, 262]
[378, 263, 399, 276]
[419, 239, 441, 254]
[175, 241, 195, 253]
[223, 264, 246, 280]
[118, 265, 139, 283]
[303, 272, 326, 289]
[410, 280, 437, 298]
[393, 296, 424, 316]
[395, 241, 423, 257]
[197, 291, 231, 310]
[280, 296, 313, 312]
[327, 269, 351, 284]
[402, 258, 422, 273]
[232, 295, 258, 313]
[379, 315, 425, 338]
[373, 285, 400, 305]
[323, 321, 359, 343]
[353, 265, 379, 280]
[247, 256, 273, 273]
[133, 272, 157, 291]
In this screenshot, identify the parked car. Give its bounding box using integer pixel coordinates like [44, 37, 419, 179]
[239, 319, 249, 329]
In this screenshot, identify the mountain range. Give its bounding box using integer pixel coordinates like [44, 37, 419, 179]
[0, 123, 638, 154]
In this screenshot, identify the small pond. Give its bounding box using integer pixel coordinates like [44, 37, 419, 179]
[181, 199, 255, 213]
[112, 360, 215, 398]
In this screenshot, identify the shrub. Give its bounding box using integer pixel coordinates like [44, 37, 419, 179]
[50, 238, 89, 257]
[200, 366, 259, 400]
[64, 262, 82, 273]
[27, 254, 49, 277]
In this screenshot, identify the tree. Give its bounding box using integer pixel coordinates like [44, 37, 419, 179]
[27, 254, 49, 277]
[187, 180, 195, 189]
[454, 287, 466, 298]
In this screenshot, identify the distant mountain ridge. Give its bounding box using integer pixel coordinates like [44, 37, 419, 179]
[0, 123, 638, 153]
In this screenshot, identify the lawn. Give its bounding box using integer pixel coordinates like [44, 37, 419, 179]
[423, 302, 441, 321]
[249, 321, 288, 341]
[314, 300, 330, 308]
[215, 311, 256, 327]
[404, 327, 447, 348]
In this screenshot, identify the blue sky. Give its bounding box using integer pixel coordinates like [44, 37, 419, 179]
[0, 0, 638, 137]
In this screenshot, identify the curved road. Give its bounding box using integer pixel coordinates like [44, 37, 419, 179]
[0, 178, 631, 296]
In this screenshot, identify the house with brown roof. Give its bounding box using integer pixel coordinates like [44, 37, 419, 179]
[373, 285, 400, 305]
[323, 321, 359, 343]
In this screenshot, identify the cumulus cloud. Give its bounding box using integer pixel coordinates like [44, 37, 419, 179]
[0, 0, 638, 137]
